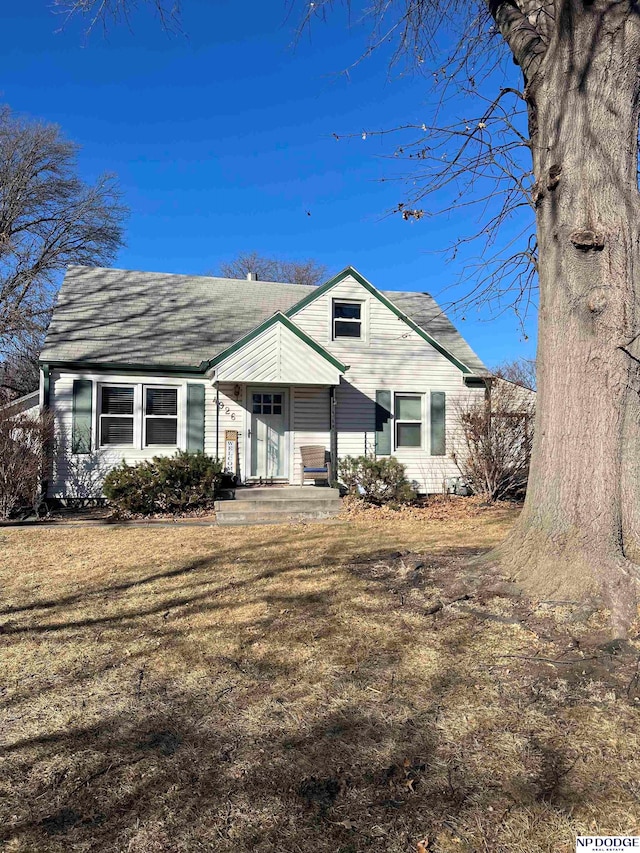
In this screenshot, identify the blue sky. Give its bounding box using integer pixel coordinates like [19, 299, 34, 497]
[3, 0, 537, 367]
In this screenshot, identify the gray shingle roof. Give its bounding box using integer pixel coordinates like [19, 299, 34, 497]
[41, 266, 488, 375]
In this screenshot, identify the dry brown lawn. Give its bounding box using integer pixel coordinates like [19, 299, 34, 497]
[1, 501, 640, 853]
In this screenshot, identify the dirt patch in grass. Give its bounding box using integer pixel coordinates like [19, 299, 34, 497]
[1, 504, 639, 852]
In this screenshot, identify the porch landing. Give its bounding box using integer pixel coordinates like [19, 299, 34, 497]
[214, 486, 341, 526]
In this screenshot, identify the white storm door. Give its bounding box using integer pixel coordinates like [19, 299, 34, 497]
[249, 389, 288, 479]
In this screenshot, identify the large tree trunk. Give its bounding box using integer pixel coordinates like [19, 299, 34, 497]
[492, 2, 640, 634]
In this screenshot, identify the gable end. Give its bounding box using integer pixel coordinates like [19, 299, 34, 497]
[285, 266, 473, 375]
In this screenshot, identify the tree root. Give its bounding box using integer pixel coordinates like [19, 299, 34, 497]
[479, 529, 640, 638]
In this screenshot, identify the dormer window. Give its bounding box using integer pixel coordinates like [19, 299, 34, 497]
[333, 300, 362, 339]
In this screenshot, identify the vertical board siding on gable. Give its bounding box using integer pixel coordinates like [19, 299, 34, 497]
[292, 275, 485, 493]
[292, 386, 331, 484]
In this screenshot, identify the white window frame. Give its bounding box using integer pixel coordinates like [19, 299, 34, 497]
[332, 299, 364, 341]
[143, 384, 180, 448]
[393, 392, 424, 450]
[99, 383, 137, 448]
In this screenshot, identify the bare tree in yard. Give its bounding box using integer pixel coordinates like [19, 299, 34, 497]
[52, 1, 640, 631]
[0, 106, 127, 378]
[453, 379, 535, 503]
[0, 333, 43, 403]
[297, 0, 640, 634]
[52, 0, 181, 32]
[494, 357, 537, 391]
[219, 251, 327, 287]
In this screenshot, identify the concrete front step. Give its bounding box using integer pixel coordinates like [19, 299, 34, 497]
[217, 507, 341, 526]
[226, 486, 340, 502]
[215, 486, 341, 526]
[215, 486, 341, 525]
[215, 498, 341, 513]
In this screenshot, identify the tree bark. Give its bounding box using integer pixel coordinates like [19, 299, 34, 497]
[492, 1, 640, 634]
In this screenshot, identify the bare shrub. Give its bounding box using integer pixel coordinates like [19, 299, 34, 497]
[452, 380, 534, 503]
[0, 408, 53, 518]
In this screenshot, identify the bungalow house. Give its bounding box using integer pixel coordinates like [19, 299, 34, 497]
[38, 265, 490, 501]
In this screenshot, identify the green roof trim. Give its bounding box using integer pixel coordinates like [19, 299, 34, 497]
[285, 266, 473, 375]
[207, 312, 349, 374]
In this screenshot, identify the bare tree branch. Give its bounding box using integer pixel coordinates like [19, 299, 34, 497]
[487, 1, 548, 82]
[218, 251, 327, 287]
[51, 0, 181, 34]
[0, 106, 127, 357]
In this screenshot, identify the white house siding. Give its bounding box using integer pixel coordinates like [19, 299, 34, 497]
[290, 274, 486, 493]
[208, 382, 332, 485]
[2, 391, 40, 419]
[206, 382, 246, 480]
[49, 372, 333, 494]
[47, 276, 487, 496]
[292, 386, 331, 484]
[48, 369, 210, 498]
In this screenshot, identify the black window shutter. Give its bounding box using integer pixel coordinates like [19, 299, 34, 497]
[375, 390, 392, 456]
[72, 379, 93, 454]
[430, 391, 446, 456]
[187, 384, 205, 452]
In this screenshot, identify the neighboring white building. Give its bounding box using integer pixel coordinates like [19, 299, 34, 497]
[39, 265, 490, 497]
[1, 390, 40, 419]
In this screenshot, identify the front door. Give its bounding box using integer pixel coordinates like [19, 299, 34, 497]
[249, 388, 288, 480]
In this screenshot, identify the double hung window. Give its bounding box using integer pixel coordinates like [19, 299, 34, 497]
[100, 386, 134, 446]
[145, 387, 178, 446]
[394, 394, 423, 448]
[99, 384, 180, 447]
[333, 301, 362, 339]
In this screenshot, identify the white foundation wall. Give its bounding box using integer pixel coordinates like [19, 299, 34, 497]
[290, 274, 486, 493]
[48, 369, 210, 498]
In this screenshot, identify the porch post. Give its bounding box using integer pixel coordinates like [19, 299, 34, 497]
[330, 385, 338, 483]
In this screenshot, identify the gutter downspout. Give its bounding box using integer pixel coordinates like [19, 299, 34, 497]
[215, 380, 220, 462]
[40, 363, 51, 505]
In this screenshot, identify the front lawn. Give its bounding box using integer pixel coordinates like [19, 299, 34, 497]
[1, 503, 639, 852]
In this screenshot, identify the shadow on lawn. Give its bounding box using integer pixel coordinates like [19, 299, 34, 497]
[0, 530, 610, 852]
[0, 642, 592, 853]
